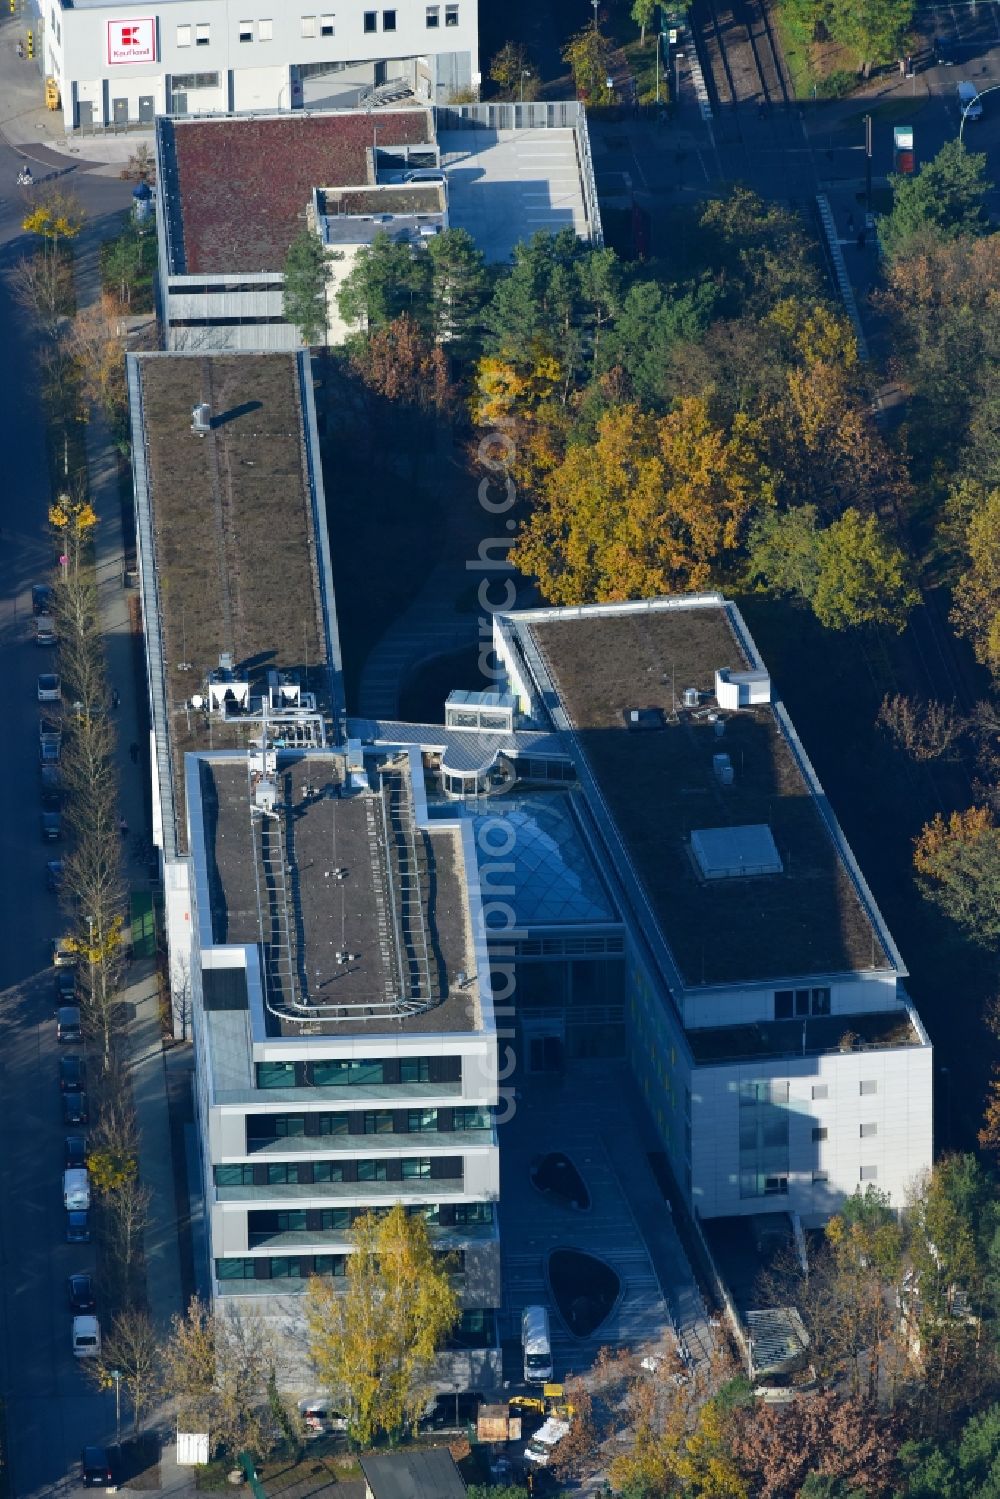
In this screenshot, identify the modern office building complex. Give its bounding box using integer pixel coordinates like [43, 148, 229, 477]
[42, 0, 478, 134]
[127, 348, 931, 1389]
[484, 597, 933, 1223]
[154, 101, 601, 351]
[128, 351, 501, 1385]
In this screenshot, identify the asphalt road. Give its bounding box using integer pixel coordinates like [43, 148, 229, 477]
[0, 135, 132, 1498]
[591, 1, 1000, 262]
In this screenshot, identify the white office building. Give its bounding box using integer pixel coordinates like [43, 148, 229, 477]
[128, 349, 501, 1387]
[489, 596, 933, 1226]
[42, 0, 478, 133]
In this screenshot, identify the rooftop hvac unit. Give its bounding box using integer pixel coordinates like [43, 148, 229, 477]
[682, 687, 700, 709]
[715, 667, 771, 710]
[713, 752, 734, 786]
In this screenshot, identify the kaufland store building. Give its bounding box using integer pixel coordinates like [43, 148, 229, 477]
[41, 0, 479, 133]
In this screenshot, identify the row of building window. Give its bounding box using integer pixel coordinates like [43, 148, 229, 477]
[217, 1154, 464, 1187]
[774, 986, 830, 1020]
[741, 1164, 881, 1197]
[177, 6, 458, 46]
[248, 1105, 490, 1143]
[811, 1123, 878, 1142]
[255, 1055, 461, 1089]
[217, 1249, 466, 1279]
[742, 1078, 879, 1105]
[245, 1200, 492, 1233]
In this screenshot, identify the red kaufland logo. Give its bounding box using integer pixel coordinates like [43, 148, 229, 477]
[106, 16, 156, 64]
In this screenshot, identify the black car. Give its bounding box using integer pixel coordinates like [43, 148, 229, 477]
[55, 968, 77, 1003]
[68, 1273, 96, 1313]
[59, 1055, 86, 1092]
[66, 1209, 91, 1244]
[81, 1445, 113, 1488]
[63, 1091, 89, 1125]
[32, 582, 53, 617]
[56, 1005, 82, 1042]
[41, 810, 62, 842]
[933, 33, 957, 64]
[65, 1133, 87, 1168]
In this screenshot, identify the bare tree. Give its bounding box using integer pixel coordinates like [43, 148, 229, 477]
[877, 693, 965, 761]
[85, 1309, 161, 1431]
[108, 1175, 152, 1302]
[7, 251, 73, 340]
[162, 1298, 277, 1463]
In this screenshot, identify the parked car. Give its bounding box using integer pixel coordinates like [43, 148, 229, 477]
[297, 1398, 349, 1435]
[68, 1273, 96, 1313]
[81, 1445, 114, 1489]
[63, 1168, 90, 1211]
[59, 1054, 87, 1092]
[32, 582, 54, 616]
[56, 1005, 81, 1042]
[53, 936, 76, 968]
[41, 810, 62, 842]
[72, 1313, 100, 1355]
[39, 738, 60, 766]
[55, 968, 77, 1003]
[64, 1133, 88, 1168]
[35, 614, 58, 646]
[41, 765, 62, 801]
[37, 672, 61, 701]
[45, 858, 64, 892]
[66, 1210, 91, 1244]
[63, 1091, 89, 1125]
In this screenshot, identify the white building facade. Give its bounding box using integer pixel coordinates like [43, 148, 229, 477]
[43, 0, 478, 132]
[493, 597, 934, 1230]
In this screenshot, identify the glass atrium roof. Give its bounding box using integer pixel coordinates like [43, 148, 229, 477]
[469, 795, 617, 929]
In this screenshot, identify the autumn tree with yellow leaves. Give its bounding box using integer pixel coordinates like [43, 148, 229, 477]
[304, 1203, 459, 1444]
[511, 398, 770, 605]
[913, 807, 1000, 947]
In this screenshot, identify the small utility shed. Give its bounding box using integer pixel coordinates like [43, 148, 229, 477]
[359, 1450, 467, 1499]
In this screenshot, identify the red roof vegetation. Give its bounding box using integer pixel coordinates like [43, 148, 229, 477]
[173, 110, 434, 273]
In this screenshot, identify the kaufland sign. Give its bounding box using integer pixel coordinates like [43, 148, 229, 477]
[107, 17, 156, 64]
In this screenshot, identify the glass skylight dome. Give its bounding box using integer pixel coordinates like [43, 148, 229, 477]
[471, 796, 615, 929]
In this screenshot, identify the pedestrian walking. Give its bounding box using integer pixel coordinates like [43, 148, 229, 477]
[111, 687, 120, 710]
[129, 741, 139, 764]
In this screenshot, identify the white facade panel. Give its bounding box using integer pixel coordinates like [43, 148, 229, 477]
[53, 0, 477, 129]
[682, 971, 903, 1030]
[690, 1041, 933, 1225]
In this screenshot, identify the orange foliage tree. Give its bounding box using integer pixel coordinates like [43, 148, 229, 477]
[511, 398, 771, 605]
[913, 807, 1000, 946]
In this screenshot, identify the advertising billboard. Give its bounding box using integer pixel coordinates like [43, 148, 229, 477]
[106, 17, 156, 64]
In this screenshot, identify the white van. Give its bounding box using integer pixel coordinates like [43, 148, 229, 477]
[72, 1315, 101, 1358]
[522, 1304, 553, 1385]
[63, 1168, 90, 1211]
[958, 81, 983, 120]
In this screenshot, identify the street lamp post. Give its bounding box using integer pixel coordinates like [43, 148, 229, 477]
[959, 83, 1000, 144]
[591, 0, 598, 31]
[111, 1368, 123, 1445]
[519, 69, 531, 104]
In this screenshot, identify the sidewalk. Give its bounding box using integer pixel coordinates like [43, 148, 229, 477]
[0, 15, 150, 167]
[72, 221, 191, 1349]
